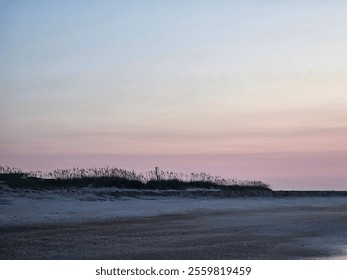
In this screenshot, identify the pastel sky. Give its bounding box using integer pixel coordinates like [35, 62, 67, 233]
[1, 1, 347, 190]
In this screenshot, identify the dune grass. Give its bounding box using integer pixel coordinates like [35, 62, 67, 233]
[0, 165, 271, 191]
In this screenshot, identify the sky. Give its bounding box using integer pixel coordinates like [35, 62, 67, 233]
[1, 0, 347, 190]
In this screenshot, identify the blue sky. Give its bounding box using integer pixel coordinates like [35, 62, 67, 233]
[1, 1, 347, 189]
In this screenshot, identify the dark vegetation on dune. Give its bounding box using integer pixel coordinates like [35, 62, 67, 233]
[1, 165, 347, 197]
[0, 165, 271, 194]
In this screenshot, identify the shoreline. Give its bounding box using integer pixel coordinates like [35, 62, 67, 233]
[1, 196, 347, 260]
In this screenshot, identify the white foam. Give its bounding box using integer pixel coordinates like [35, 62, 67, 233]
[1, 187, 347, 226]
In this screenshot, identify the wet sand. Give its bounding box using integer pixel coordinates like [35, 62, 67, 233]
[1, 201, 347, 259]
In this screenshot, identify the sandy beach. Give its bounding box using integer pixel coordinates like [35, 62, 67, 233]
[1, 188, 347, 260]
